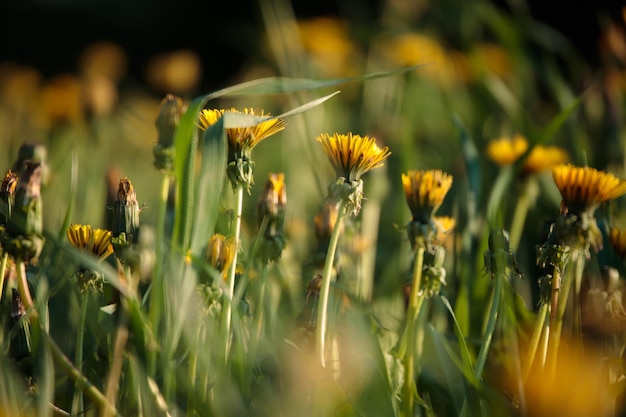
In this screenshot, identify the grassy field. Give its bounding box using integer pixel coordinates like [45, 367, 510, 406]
[1, 1, 625, 416]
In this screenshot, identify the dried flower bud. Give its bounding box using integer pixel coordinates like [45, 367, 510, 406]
[12, 141, 49, 186]
[112, 177, 141, 239]
[0, 170, 18, 226]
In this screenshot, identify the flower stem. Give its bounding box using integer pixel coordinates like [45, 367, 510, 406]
[221, 183, 244, 364]
[545, 255, 579, 380]
[148, 174, 171, 377]
[71, 290, 89, 416]
[474, 266, 503, 379]
[315, 200, 347, 368]
[522, 302, 548, 381]
[402, 244, 425, 417]
[103, 266, 132, 417]
[16, 259, 37, 321]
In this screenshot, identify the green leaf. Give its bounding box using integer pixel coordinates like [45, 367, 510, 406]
[190, 117, 227, 255]
[439, 294, 477, 384]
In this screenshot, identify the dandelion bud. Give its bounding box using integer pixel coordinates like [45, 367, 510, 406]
[204, 234, 235, 281]
[110, 177, 142, 267]
[112, 177, 141, 239]
[12, 141, 49, 186]
[154, 94, 187, 174]
[0, 170, 18, 227]
[1, 161, 44, 262]
[257, 172, 287, 262]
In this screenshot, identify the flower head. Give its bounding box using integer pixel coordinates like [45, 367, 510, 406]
[198, 108, 286, 191]
[198, 108, 286, 156]
[67, 224, 114, 292]
[486, 134, 529, 166]
[552, 164, 626, 215]
[316, 132, 391, 183]
[67, 224, 114, 261]
[402, 170, 453, 223]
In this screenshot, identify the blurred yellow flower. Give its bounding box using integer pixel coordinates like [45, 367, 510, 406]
[522, 145, 570, 174]
[198, 108, 286, 154]
[297, 17, 358, 77]
[610, 227, 626, 260]
[383, 33, 470, 87]
[402, 169, 453, 221]
[486, 134, 529, 166]
[67, 224, 114, 261]
[552, 164, 626, 214]
[521, 338, 612, 417]
[316, 132, 391, 182]
[469, 43, 513, 79]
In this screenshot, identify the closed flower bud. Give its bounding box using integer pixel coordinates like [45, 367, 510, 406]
[0, 170, 18, 227]
[154, 94, 188, 173]
[1, 161, 44, 263]
[112, 177, 141, 239]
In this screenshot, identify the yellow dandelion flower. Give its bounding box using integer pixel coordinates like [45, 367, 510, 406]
[486, 134, 529, 166]
[610, 227, 626, 260]
[522, 145, 570, 174]
[67, 224, 114, 261]
[402, 170, 453, 222]
[552, 164, 626, 214]
[316, 132, 391, 182]
[198, 108, 286, 154]
[205, 234, 235, 280]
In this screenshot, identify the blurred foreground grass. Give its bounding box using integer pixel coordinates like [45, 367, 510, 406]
[1, 1, 626, 416]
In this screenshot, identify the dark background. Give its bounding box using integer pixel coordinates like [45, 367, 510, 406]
[0, 0, 623, 93]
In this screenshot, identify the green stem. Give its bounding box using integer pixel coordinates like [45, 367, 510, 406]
[474, 269, 503, 379]
[103, 266, 132, 417]
[315, 200, 347, 368]
[187, 327, 200, 417]
[221, 184, 244, 364]
[16, 260, 37, 321]
[545, 255, 579, 380]
[43, 330, 120, 416]
[253, 264, 270, 344]
[71, 290, 89, 416]
[402, 245, 425, 417]
[148, 174, 171, 377]
[522, 302, 548, 382]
